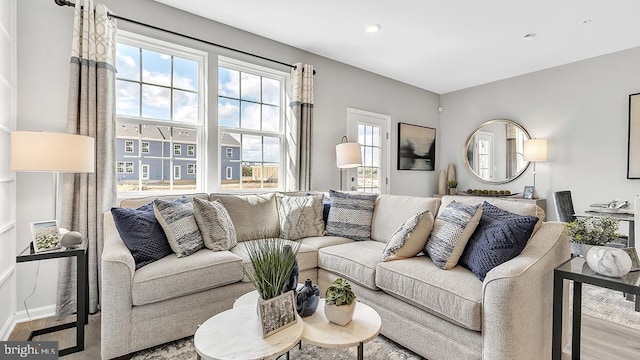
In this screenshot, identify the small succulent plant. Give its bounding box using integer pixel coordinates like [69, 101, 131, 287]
[325, 278, 356, 306]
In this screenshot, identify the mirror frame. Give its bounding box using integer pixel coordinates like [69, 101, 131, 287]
[463, 119, 531, 184]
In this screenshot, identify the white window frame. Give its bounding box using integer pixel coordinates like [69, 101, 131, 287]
[187, 163, 196, 174]
[115, 31, 207, 197]
[141, 164, 150, 179]
[187, 144, 195, 156]
[174, 165, 181, 180]
[226, 166, 233, 180]
[125, 161, 134, 174]
[125, 140, 134, 153]
[141, 141, 150, 154]
[174, 144, 182, 156]
[217, 56, 288, 191]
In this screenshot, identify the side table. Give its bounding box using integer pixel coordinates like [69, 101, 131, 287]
[552, 257, 640, 359]
[16, 241, 89, 356]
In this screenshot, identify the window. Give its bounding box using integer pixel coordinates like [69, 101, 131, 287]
[187, 164, 196, 174]
[125, 140, 134, 153]
[225, 166, 232, 180]
[125, 162, 134, 174]
[116, 161, 124, 173]
[348, 108, 390, 194]
[141, 164, 150, 179]
[218, 58, 286, 190]
[174, 165, 181, 179]
[187, 145, 195, 156]
[115, 31, 205, 194]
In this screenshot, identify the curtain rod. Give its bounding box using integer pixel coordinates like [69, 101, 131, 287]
[54, 0, 316, 74]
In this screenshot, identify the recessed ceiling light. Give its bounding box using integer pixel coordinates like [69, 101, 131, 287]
[365, 23, 382, 33]
[523, 33, 536, 39]
[581, 19, 592, 25]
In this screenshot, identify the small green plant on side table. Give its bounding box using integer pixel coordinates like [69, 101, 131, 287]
[567, 216, 620, 255]
[324, 278, 356, 326]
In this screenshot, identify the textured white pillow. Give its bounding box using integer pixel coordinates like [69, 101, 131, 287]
[276, 193, 325, 240]
[425, 202, 482, 270]
[382, 210, 434, 262]
[192, 197, 237, 251]
[153, 197, 204, 257]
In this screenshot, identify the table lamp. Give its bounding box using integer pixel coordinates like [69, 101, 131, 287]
[523, 138, 547, 199]
[11, 131, 95, 221]
[336, 136, 362, 191]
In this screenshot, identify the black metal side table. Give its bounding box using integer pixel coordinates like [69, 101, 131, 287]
[16, 241, 89, 356]
[552, 257, 640, 359]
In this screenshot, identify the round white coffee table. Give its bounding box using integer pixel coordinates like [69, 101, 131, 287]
[194, 306, 303, 360]
[302, 299, 381, 360]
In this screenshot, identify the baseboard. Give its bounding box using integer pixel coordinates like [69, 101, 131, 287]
[13, 304, 56, 324]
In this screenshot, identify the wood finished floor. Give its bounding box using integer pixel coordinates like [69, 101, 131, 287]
[8, 313, 640, 359]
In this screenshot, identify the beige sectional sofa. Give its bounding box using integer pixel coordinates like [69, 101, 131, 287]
[101, 192, 570, 360]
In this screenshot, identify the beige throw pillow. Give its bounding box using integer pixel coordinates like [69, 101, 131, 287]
[276, 193, 325, 240]
[382, 210, 435, 262]
[192, 197, 237, 251]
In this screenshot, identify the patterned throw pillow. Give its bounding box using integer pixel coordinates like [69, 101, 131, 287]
[111, 203, 173, 269]
[276, 194, 326, 240]
[425, 201, 483, 270]
[153, 197, 204, 257]
[192, 197, 237, 251]
[460, 201, 539, 281]
[382, 210, 435, 262]
[326, 190, 378, 241]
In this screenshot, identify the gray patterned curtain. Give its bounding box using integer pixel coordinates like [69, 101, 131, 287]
[57, 0, 117, 317]
[288, 63, 314, 191]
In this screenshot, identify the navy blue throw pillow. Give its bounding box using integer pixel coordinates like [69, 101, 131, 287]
[459, 201, 539, 281]
[111, 203, 173, 269]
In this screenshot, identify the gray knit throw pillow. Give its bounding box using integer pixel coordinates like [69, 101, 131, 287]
[192, 197, 237, 251]
[153, 197, 204, 257]
[326, 190, 377, 241]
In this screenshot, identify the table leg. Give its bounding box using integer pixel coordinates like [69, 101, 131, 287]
[552, 271, 563, 360]
[358, 342, 363, 360]
[572, 282, 582, 360]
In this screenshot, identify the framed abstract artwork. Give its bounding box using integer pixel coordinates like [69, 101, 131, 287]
[398, 122, 436, 171]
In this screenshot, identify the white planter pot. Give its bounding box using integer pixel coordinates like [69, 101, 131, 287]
[324, 301, 356, 326]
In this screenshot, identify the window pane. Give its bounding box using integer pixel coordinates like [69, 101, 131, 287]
[262, 77, 280, 105]
[372, 147, 380, 167]
[263, 137, 280, 163]
[373, 126, 380, 147]
[241, 102, 260, 130]
[262, 164, 279, 188]
[218, 67, 239, 97]
[240, 72, 260, 102]
[365, 126, 373, 146]
[218, 98, 239, 128]
[141, 49, 171, 86]
[173, 57, 198, 91]
[141, 84, 170, 120]
[116, 80, 140, 117]
[262, 105, 279, 132]
[173, 90, 198, 123]
[116, 43, 139, 81]
[242, 135, 262, 162]
[358, 124, 365, 144]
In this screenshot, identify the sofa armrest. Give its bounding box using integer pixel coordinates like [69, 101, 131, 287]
[101, 211, 135, 359]
[481, 222, 570, 360]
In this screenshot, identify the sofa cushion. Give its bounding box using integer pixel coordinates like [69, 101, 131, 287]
[375, 256, 483, 331]
[371, 194, 441, 243]
[131, 249, 243, 306]
[119, 193, 209, 209]
[440, 195, 545, 221]
[153, 197, 204, 258]
[318, 241, 385, 290]
[230, 240, 318, 282]
[192, 198, 237, 251]
[382, 210, 435, 262]
[425, 202, 482, 270]
[326, 190, 378, 241]
[459, 201, 540, 281]
[276, 193, 325, 240]
[299, 236, 354, 250]
[210, 193, 279, 241]
[110, 204, 173, 269]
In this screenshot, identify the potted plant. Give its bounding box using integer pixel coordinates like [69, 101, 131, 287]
[324, 278, 356, 326]
[567, 216, 620, 256]
[243, 238, 300, 301]
[448, 180, 458, 195]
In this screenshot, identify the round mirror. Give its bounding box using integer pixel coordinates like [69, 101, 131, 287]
[463, 119, 531, 184]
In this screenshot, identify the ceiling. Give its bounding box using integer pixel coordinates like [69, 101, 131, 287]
[153, 0, 640, 94]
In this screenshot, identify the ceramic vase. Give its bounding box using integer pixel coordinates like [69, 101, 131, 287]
[324, 301, 356, 326]
[586, 246, 632, 277]
[295, 279, 320, 317]
[281, 245, 298, 293]
[447, 163, 456, 183]
[438, 170, 447, 195]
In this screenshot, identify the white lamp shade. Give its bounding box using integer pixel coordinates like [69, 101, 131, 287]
[11, 131, 95, 173]
[336, 142, 362, 168]
[523, 138, 547, 162]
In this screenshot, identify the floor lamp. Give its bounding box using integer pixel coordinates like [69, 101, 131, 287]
[523, 138, 547, 199]
[336, 136, 362, 191]
[11, 131, 95, 223]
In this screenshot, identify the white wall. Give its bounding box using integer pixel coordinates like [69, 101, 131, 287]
[0, 0, 17, 340]
[15, 0, 440, 311]
[440, 46, 640, 222]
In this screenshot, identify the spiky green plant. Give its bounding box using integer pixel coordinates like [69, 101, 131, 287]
[325, 278, 356, 306]
[243, 238, 300, 300]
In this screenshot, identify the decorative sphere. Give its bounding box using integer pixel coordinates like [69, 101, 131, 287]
[61, 231, 83, 248]
[586, 246, 632, 277]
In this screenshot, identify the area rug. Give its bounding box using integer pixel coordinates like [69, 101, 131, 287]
[132, 286, 640, 359]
